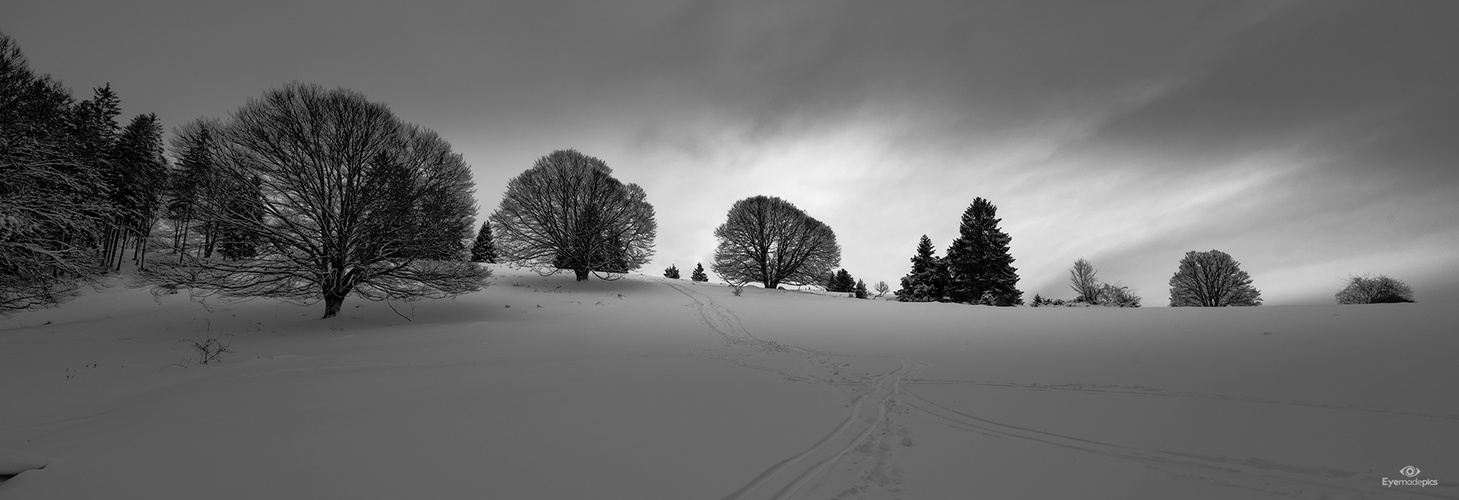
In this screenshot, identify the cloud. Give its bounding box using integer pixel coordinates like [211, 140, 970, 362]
[5, 0, 1454, 303]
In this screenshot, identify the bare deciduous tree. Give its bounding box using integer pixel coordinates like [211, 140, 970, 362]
[1069, 257, 1099, 303]
[873, 280, 891, 299]
[1335, 274, 1414, 304]
[712, 195, 840, 289]
[146, 82, 487, 318]
[489, 149, 656, 281]
[1168, 249, 1261, 307]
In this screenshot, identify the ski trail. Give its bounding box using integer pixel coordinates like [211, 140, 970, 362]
[664, 282, 821, 355]
[664, 282, 928, 499]
[766, 359, 924, 500]
[899, 389, 1449, 499]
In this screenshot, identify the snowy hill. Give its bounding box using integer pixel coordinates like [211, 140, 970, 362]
[1, 265, 1454, 499]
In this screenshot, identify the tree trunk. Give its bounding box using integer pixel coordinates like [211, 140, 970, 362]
[177, 218, 190, 264]
[322, 292, 346, 319]
[115, 232, 128, 271]
[574, 268, 589, 281]
[137, 235, 147, 271]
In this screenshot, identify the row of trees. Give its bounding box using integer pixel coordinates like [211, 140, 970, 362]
[6, 31, 494, 318]
[2, 32, 170, 314]
[6, 30, 1416, 318]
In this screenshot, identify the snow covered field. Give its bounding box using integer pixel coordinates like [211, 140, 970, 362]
[2, 265, 1455, 499]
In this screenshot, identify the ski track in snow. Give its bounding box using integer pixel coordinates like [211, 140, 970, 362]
[666, 282, 922, 499]
[665, 281, 1458, 500]
[898, 389, 1458, 499]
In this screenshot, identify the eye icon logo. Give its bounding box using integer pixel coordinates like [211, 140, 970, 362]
[1401, 466, 1421, 478]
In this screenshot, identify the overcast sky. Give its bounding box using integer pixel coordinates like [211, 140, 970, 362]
[6, 0, 1457, 305]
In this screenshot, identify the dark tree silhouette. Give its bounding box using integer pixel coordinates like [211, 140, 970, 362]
[711, 195, 840, 289]
[895, 235, 948, 302]
[945, 198, 1021, 306]
[1, 32, 110, 314]
[1168, 249, 1261, 307]
[490, 149, 656, 281]
[690, 262, 709, 282]
[166, 119, 218, 262]
[1335, 274, 1414, 304]
[854, 279, 869, 299]
[108, 112, 169, 270]
[664, 264, 680, 279]
[469, 222, 497, 263]
[147, 82, 488, 318]
[826, 268, 855, 293]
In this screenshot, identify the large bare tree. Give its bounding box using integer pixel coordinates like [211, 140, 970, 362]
[148, 82, 487, 318]
[490, 149, 656, 281]
[1168, 249, 1261, 307]
[712, 195, 840, 289]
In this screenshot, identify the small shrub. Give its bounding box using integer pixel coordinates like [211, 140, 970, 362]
[1094, 283, 1141, 307]
[168, 333, 236, 369]
[1336, 274, 1414, 304]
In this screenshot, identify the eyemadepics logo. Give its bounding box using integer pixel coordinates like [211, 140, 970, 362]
[1382, 465, 1437, 488]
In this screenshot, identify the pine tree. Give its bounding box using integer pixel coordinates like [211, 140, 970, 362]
[945, 198, 1022, 306]
[168, 123, 212, 261]
[109, 113, 169, 269]
[664, 264, 680, 279]
[895, 235, 948, 302]
[854, 279, 868, 299]
[469, 221, 497, 263]
[691, 263, 708, 282]
[826, 268, 854, 293]
[1, 33, 110, 313]
[71, 84, 123, 262]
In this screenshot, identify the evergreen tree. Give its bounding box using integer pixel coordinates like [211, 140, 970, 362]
[854, 279, 868, 299]
[895, 235, 948, 302]
[664, 264, 680, 279]
[109, 113, 169, 269]
[167, 122, 215, 261]
[469, 221, 497, 263]
[945, 198, 1022, 306]
[1, 33, 109, 313]
[71, 84, 123, 260]
[691, 262, 709, 282]
[826, 268, 855, 293]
